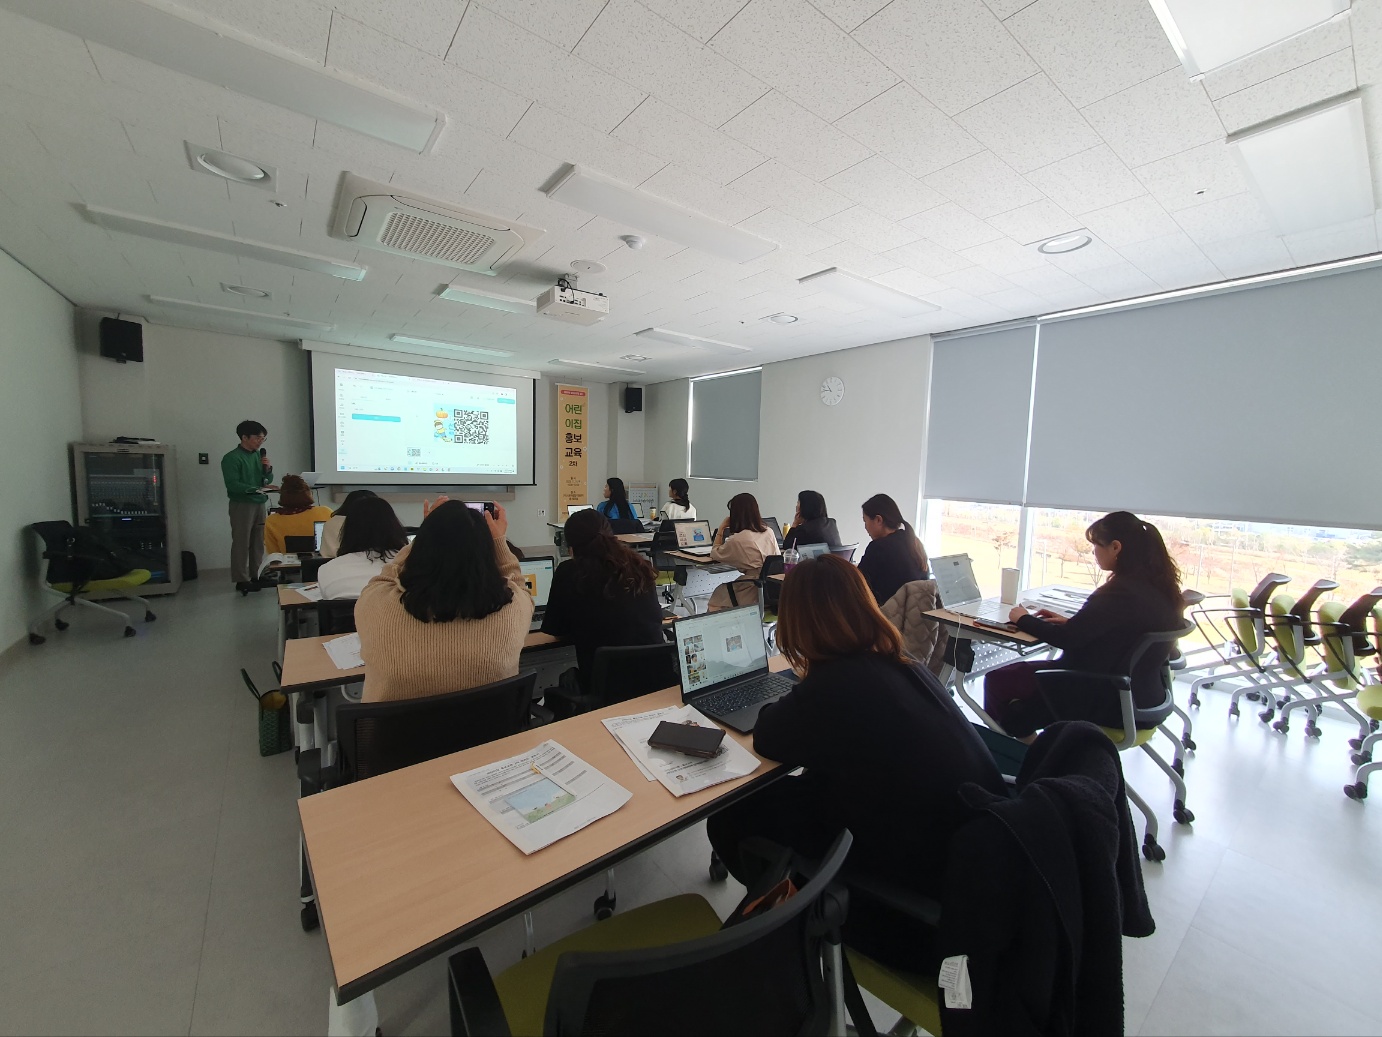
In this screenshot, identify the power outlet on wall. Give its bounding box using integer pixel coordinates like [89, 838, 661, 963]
[198, 453, 209, 464]
[537, 508, 547, 518]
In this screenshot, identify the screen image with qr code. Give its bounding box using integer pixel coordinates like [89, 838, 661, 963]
[334, 368, 519, 476]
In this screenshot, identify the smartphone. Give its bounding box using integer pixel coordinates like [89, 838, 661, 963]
[464, 501, 498, 517]
[647, 721, 725, 758]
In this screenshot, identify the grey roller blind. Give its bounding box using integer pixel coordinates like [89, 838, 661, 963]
[689, 369, 761, 481]
[924, 324, 1036, 505]
[1027, 266, 1382, 528]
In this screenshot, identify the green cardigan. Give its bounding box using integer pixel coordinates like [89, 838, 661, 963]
[221, 446, 273, 503]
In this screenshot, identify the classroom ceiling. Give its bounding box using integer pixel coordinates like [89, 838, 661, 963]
[1, 0, 1381, 382]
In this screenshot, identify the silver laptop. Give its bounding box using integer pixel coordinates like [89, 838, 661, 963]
[674, 519, 715, 556]
[795, 542, 830, 561]
[930, 553, 1013, 624]
[674, 605, 797, 733]
[519, 558, 555, 629]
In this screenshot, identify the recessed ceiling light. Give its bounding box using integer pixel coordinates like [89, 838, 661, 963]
[221, 283, 270, 298]
[797, 267, 940, 317]
[1148, 0, 1349, 79]
[437, 285, 533, 315]
[762, 312, 798, 324]
[389, 334, 513, 357]
[186, 142, 272, 185]
[1037, 232, 1092, 254]
[146, 296, 334, 331]
[635, 327, 752, 355]
[550, 358, 646, 374]
[570, 259, 606, 274]
[620, 354, 650, 362]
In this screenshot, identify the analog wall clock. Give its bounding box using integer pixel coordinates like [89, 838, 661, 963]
[820, 376, 844, 406]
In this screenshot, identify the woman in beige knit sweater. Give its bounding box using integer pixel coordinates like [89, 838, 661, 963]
[707, 492, 781, 611]
[355, 498, 533, 702]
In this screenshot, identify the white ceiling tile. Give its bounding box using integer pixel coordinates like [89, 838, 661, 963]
[957, 236, 1050, 274]
[509, 103, 667, 185]
[574, 0, 768, 127]
[612, 97, 766, 184]
[1026, 145, 1146, 216]
[982, 0, 1039, 17]
[870, 266, 949, 295]
[638, 165, 765, 225]
[955, 74, 1101, 173]
[1081, 69, 1225, 168]
[1353, 0, 1382, 85]
[722, 91, 871, 180]
[922, 151, 1042, 218]
[986, 198, 1080, 245]
[709, 0, 896, 121]
[814, 204, 919, 251]
[809, 0, 893, 33]
[882, 235, 975, 275]
[738, 208, 843, 254]
[1202, 17, 1352, 100]
[851, 0, 1038, 116]
[834, 85, 983, 179]
[331, 1, 465, 56]
[1172, 192, 1275, 246]
[919, 287, 1014, 322]
[1004, 0, 1178, 108]
[1116, 230, 1222, 287]
[938, 264, 1016, 295]
[446, 5, 646, 133]
[1041, 236, 1124, 273]
[1198, 233, 1294, 279]
[0, 8, 100, 103]
[1133, 141, 1250, 212]
[808, 241, 901, 276]
[1069, 261, 1160, 299]
[1283, 216, 1379, 265]
[636, 0, 748, 43]
[1212, 49, 1357, 134]
[984, 286, 1048, 317]
[168, 0, 333, 61]
[729, 160, 852, 223]
[326, 15, 530, 139]
[901, 202, 1004, 250]
[474, 0, 607, 49]
[1003, 262, 1088, 294]
[822, 155, 944, 221]
[1080, 195, 1180, 247]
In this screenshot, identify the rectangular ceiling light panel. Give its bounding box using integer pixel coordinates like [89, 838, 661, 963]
[438, 285, 535, 315]
[797, 267, 940, 317]
[84, 206, 368, 280]
[1148, 0, 1350, 78]
[389, 334, 513, 357]
[545, 165, 777, 263]
[1, 0, 445, 152]
[147, 296, 335, 332]
[634, 327, 752, 355]
[551, 359, 646, 374]
[1227, 93, 1374, 236]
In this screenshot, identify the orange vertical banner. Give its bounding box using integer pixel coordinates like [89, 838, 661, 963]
[556, 383, 589, 512]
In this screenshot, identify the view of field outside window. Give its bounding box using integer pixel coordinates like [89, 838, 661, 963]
[931, 501, 1021, 596]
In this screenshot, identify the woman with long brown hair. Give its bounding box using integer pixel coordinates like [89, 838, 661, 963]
[706, 555, 1006, 967]
[542, 509, 667, 711]
[707, 492, 780, 611]
[856, 492, 930, 606]
[983, 510, 1184, 740]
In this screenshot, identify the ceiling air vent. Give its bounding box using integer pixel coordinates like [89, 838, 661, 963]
[331, 173, 543, 275]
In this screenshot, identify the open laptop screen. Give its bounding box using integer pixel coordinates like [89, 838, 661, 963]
[674, 605, 767, 693]
[314, 520, 327, 552]
[631, 502, 645, 520]
[762, 516, 784, 545]
[567, 504, 591, 517]
[518, 558, 555, 608]
[796, 542, 830, 560]
[931, 554, 982, 606]
[674, 520, 713, 548]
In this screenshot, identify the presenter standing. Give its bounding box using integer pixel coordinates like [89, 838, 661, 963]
[221, 419, 278, 595]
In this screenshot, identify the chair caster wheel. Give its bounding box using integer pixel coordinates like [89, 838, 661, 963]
[54, 618, 69, 631]
[300, 903, 319, 931]
[593, 893, 616, 921]
[1202, 681, 1216, 690]
[123, 627, 136, 638]
[1246, 691, 1261, 702]
[1371, 720, 1380, 732]
[1272, 720, 1288, 734]
[708, 854, 729, 882]
[1189, 694, 1201, 708]
[1182, 737, 1197, 751]
[1305, 726, 1322, 739]
[28, 633, 45, 645]
[1344, 782, 1368, 800]
[1172, 760, 1184, 777]
[1352, 752, 1372, 766]
[1229, 705, 1240, 718]
[1173, 803, 1195, 825]
[1143, 838, 1166, 862]
[144, 610, 156, 622]
[1258, 711, 1274, 724]
[1349, 737, 1364, 750]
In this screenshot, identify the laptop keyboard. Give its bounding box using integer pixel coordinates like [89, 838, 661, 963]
[698, 673, 793, 716]
[950, 600, 1014, 623]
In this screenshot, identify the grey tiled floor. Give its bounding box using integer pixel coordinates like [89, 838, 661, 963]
[1, 576, 1380, 1035]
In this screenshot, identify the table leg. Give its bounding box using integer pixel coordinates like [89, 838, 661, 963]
[327, 987, 377, 1037]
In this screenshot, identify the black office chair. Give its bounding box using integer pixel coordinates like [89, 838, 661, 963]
[295, 670, 546, 930]
[447, 831, 854, 1036]
[27, 520, 156, 644]
[652, 519, 694, 571]
[300, 555, 329, 582]
[545, 643, 679, 718]
[314, 598, 357, 635]
[608, 516, 646, 535]
[830, 543, 860, 563]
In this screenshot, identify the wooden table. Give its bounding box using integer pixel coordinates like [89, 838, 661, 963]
[281, 630, 566, 694]
[279, 584, 318, 608]
[614, 532, 654, 545]
[666, 549, 723, 565]
[301, 658, 791, 1001]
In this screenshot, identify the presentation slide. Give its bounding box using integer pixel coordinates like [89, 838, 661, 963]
[308, 348, 536, 486]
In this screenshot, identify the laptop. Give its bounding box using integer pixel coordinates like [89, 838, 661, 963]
[519, 558, 555, 629]
[930, 554, 1013, 625]
[673, 519, 715, 556]
[284, 534, 316, 555]
[674, 605, 797, 733]
[763, 516, 784, 546]
[795, 542, 830, 561]
[567, 504, 591, 517]
[631, 502, 646, 520]
[313, 520, 327, 553]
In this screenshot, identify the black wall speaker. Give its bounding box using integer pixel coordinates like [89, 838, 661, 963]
[98, 317, 143, 363]
[623, 386, 643, 413]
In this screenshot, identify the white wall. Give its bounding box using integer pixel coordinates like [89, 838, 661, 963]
[0, 250, 83, 651]
[642, 336, 933, 547]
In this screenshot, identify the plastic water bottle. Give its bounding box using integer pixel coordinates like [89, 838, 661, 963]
[783, 546, 800, 572]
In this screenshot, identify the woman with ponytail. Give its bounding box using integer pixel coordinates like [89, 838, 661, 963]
[857, 493, 930, 607]
[542, 509, 667, 703]
[983, 511, 1184, 740]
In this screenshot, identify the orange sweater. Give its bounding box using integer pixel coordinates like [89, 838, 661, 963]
[354, 539, 534, 703]
[263, 505, 333, 554]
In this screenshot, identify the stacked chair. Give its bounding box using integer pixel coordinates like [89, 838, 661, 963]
[1182, 573, 1291, 711]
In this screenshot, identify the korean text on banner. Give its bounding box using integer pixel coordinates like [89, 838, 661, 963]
[556, 383, 589, 511]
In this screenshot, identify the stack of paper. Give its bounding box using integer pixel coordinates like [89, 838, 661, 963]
[322, 632, 363, 670]
[451, 741, 631, 854]
[602, 705, 760, 797]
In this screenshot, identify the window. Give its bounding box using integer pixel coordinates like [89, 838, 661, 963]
[928, 499, 1022, 597]
[688, 368, 761, 481]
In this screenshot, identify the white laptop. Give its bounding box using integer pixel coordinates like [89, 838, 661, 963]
[673, 519, 715, 555]
[795, 542, 830, 561]
[931, 554, 1014, 624]
[313, 520, 327, 553]
[519, 558, 555, 629]
[567, 504, 591, 517]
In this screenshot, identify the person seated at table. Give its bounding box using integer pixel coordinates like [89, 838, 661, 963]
[316, 496, 408, 600]
[595, 477, 639, 524]
[263, 474, 334, 555]
[318, 488, 377, 559]
[856, 492, 929, 607]
[782, 490, 841, 550]
[541, 510, 668, 715]
[706, 555, 1007, 970]
[661, 478, 696, 521]
[708, 492, 781, 611]
[983, 511, 1184, 741]
[355, 497, 532, 703]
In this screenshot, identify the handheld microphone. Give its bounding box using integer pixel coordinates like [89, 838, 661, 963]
[259, 448, 267, 459]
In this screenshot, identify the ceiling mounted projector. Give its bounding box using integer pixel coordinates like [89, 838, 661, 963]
[536, 282, 609, 326]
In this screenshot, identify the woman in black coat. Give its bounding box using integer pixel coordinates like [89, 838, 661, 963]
[782, 489, 841, 550]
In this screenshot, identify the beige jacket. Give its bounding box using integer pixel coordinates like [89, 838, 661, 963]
[880, 579, 948, 676]
[355, 539, 534, 702]
[708, 527, 780, 611]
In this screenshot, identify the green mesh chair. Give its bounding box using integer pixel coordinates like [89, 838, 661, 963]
[1272, 590, 1382, 743]
[1344, 670, 1382, 800]
[27, 521, 157, 644]
[1184, 573, 1290, 711]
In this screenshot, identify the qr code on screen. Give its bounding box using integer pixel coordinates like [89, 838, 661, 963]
[452, 408, 489, 445]
[406, 448, 420, 457]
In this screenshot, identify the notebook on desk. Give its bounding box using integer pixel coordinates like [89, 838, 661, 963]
[673, 519, 714, 556]
[674, 605, 796, 733]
